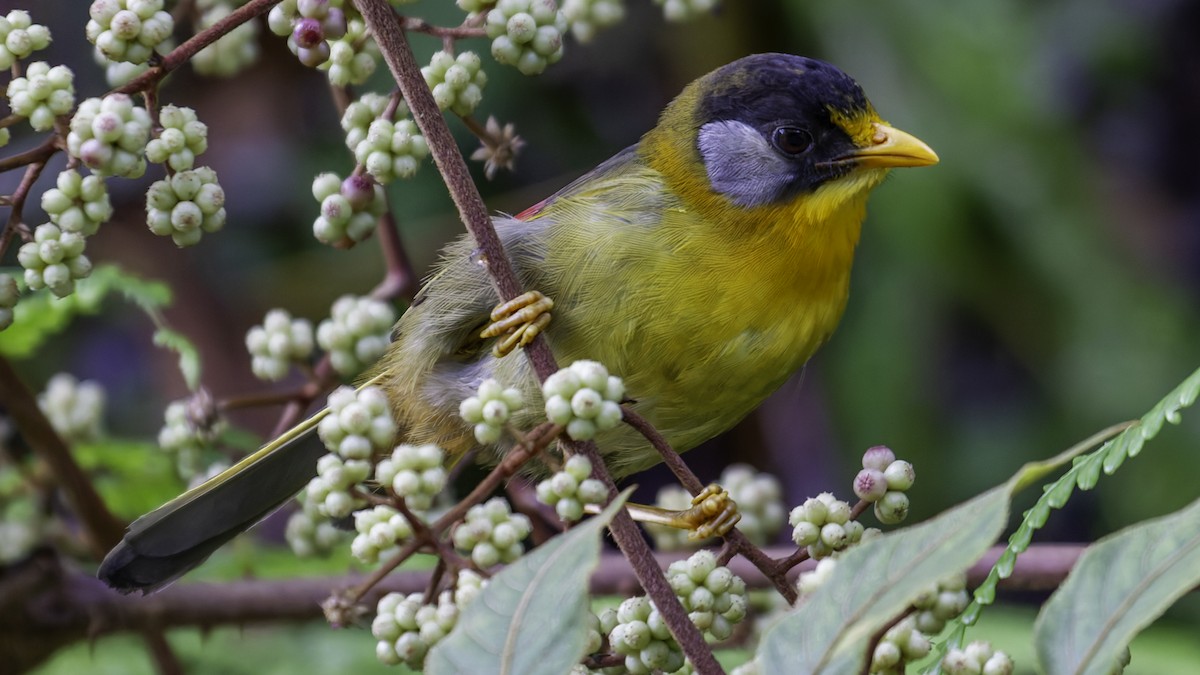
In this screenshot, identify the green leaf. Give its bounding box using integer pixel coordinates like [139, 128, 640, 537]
[0, 264, 173, 358]
[426, 490, 631, 675]
[73, 439, 185, 518]
[1033, 496, 1200, 675]
[153, 328, 202, 391]
[758, 485, 1011, 675]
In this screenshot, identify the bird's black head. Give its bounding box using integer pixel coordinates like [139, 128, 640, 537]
[691, 53, 885, 207]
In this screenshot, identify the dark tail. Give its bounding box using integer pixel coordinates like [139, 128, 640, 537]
[98, 411, 328, 594]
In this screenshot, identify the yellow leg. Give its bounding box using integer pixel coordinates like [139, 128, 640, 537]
[622, 484, 741, 540]
[480, 290, 554, 357]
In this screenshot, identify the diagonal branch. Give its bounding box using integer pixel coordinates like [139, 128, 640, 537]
[0, 356, 126, 557]
[350, 2, 723, 671]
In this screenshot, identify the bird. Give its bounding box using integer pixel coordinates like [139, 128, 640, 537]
[99, 53, 937, 593]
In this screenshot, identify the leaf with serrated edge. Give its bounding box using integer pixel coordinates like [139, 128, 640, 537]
[426, 489, 630, 675]
[1034, 496, 1200, 675]
[153, 328, 202, 390]
[758, 486, 1009, 674]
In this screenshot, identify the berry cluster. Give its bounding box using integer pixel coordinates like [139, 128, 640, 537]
[321, 14, 377, 86]
[912, 572, 970, 635]
[373, 571, 486, 668]
[375, 443, 447, 510]
[37, 373, 106, 443]
[86, 0, 174, 65]
[317, 385, 397, 460]
[67, 94, 152, 178]
[653, 0, 718, 22]
[561, 0, 624, 42]
[40, 169, 113, 237]
[269, 0, 378, 85]
[665, 550, 747, 640]
[853, 446, 914, 525]
[0, 274, 17, 331]
[157, 396, 225, 480]
[353, 117, 429, 184]
[285, 494, 343, 557]
[145, 166, 226, 247]
[245, 309, 315, 381]
[311, 172, 386, 248]
[459, 378, 524, 444]
[869, 615, 931, 675]
[484, 0, 568, 75]
[315, 294, 395, 375]
[342, 92, 404, 151]
[940, 640, 1014, 675]
[422, 50, 487, 116]
[534, 454, 607, 522]
[17, 223, 92, 298]
[601, 596, 688, 675]
[788, 492, 868, 559]
[305, 385, 395, 518]
[451, 496, 532, 568]
[350, 504, 413, 563]
[542, 360, 624, 441]
[6, 61, 74, 132]
[0, 10, 51, 69]
[192, 1, 260, 77]
[306, 452, 370, 518]
[145, 105, 209, 171]
[267, 0, 347, 67]
[598, 552, 749, 673]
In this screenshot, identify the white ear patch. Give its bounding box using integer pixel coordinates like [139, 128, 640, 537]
[698, 120, 794, 207]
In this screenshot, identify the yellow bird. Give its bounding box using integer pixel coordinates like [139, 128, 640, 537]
[100, 53, 937, 592]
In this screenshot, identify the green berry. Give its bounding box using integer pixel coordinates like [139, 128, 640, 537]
[874, 491, 910, 525]
[883, 460, 915, 491]
[6, 61, 74, 131]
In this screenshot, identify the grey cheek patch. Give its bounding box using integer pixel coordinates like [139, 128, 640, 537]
[698, 120, 793, 208]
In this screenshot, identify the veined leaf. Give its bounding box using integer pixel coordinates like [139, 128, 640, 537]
[426, 490, 630, 675]
[758, 486, 1010, 675]
[153, 328, 202, 391]
[0, 264, 172, 358]
[1034, 496, 1200, 675]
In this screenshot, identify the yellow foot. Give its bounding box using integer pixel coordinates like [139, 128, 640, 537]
[480, 290, 554, 357]
[625, 484, 741, 540]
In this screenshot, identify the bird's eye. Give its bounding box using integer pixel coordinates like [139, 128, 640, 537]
[771, 126, 814, 155]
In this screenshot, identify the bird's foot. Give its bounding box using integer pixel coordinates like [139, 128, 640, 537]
[625, 484, 741, 540]
[480, 290, 554, 357]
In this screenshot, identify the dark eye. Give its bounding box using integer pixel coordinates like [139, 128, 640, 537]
[771, 126, 813, 155]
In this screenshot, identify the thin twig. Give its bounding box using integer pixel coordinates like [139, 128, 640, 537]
[112, 0, 282, 97]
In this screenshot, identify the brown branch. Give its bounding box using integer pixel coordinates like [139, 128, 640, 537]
[622, 405, 799, 603]
[397, 16, 487, 40]
[112, 0, 282, 97]
[354, 2, 722, 670]
[0, 133, 59, 173]
[4, 544, 1092, 642]
[0, 356, 126, 557]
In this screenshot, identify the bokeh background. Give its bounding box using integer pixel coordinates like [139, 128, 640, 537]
[6, 0, 1200, 672]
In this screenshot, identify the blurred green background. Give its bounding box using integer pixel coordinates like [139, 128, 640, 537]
[7, 0, 1200, 672]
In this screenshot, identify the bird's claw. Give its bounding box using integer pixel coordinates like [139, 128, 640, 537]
[682, 484, 741, 540]
[480, 290, 554, 357]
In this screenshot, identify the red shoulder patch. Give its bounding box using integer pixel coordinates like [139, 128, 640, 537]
[514, 198, 549, 221]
